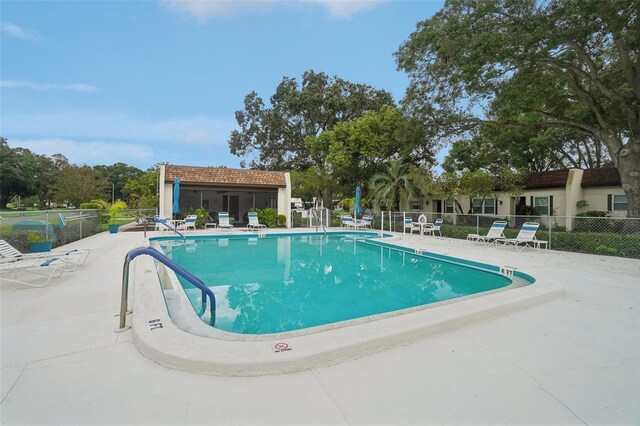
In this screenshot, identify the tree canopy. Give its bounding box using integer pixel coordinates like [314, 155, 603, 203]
[94, 163, 144, 202]
[53, 165, 109, 208]
[228, 70, 395, 170]
[396, 0, 640, 216]
[0, 137, 60, 208]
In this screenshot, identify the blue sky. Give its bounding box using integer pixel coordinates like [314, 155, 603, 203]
[1, 0, 443, 171]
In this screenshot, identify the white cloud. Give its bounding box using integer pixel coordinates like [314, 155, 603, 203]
[0, 22, 42, 41]
[1, 80, 99, 94]
[307, 0, 388, 18]
[1, 110, 235, 146]
[160, 0, 275, 22]
[1, 109, 242, 168]
[159, 0, 388, 22]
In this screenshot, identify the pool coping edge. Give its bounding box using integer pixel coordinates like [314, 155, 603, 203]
[129, 253, 563, 376]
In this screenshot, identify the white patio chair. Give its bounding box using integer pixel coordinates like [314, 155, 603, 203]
[360, 216, 373, 229]
[341, 216, 355, 228]
[247, 212, 267, 230]
[0, 256, 65, 287]
[404, 217, 422, 234]
[176, 215, 197, 232]
[0, 238, 90, 271]
[499, 222, 547, 251]
[467, 220, 507, 245]
[423, 218, 443, 237]
[218, 212, 235, 229]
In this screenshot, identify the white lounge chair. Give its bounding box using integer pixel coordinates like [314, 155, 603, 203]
[218, 212, 235, 229]
[360, 216, 373, 229]
[0, 238, 90, 271]
[499, 222, 548, 251]
[341, 216, 355, 228]
[176, 215, 197, 232]
[154, 216, 172, 231]
[423, 218, 443, 237]
[467, 220, 507, 245]
[404, 217, 422, 234]
[0, 255, 65, 287]
[247, 212, 266, 230]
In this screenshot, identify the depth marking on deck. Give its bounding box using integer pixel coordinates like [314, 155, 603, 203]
[148, 319, 163, 330]
[273, 342, 292, 353]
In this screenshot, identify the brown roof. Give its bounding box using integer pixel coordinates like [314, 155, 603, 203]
[581, 168, 621, 187]
[525, 170, 570, 189]
[524, 168, 622, 189]
[165, 165, 286, 188]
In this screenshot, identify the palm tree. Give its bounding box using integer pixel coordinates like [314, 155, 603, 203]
[368, 159, 419, 211]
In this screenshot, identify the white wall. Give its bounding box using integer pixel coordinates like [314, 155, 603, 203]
[279, 172, 292, 228]
[583, 186, 627, 213]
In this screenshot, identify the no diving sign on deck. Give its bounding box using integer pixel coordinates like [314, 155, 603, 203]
[273, 342, 292, 353]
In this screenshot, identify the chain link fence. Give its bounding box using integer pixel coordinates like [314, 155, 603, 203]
[291, 209, 640, 259]
[0, 208, 155, 254]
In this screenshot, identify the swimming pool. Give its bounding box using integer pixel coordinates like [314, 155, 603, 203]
[152, 232, 527, 335]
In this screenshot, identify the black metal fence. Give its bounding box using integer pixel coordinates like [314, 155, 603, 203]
[291, 209, 640, 259]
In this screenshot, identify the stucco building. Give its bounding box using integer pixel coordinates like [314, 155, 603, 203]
[158, 164, 292, 227]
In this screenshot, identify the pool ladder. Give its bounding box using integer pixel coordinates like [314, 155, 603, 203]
[117, 246, 216, 331]
[154, 218, 186, 240]
[311, 208, 327, 234]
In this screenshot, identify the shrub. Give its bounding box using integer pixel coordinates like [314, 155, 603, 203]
[551, 231, 640, 258]
[575, 210, 608, 218]
[254, 208, 278, 228]
[81, 200, 109, 209]
[277, 214, 287, 227]
[27, 232, 46, 243]
[109, 200, 127, 218]
[192, 207, 208, 229]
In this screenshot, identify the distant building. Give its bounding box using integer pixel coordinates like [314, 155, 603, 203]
[158, 164, 292, 227]
[411, 168, 627, 229]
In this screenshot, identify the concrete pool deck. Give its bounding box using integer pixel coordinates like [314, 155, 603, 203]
[1, 228, 639, 425]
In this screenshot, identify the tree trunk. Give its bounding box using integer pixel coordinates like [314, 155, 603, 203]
[612, 139, 640, 219]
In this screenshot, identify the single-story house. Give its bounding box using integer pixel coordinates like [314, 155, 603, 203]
[158, 164, 292, 227]
[411, 168, 627, 229]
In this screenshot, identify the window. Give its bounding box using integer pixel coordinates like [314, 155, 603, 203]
[533, 196, 549, 215]
[444, 200, 454, 214]
[411, 201, 422, 210]
[613, 195, 628, 211]
[472, 198, 496, 215]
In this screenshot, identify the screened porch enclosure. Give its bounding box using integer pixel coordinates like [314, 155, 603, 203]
[176, 185, 278, 224]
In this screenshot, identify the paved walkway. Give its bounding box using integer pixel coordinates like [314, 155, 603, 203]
[1, 229, 638, 425]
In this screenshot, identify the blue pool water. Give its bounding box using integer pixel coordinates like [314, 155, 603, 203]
[153, 233, 513, 334]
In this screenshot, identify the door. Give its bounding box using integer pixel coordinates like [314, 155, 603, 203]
[223, 195, 241, 223]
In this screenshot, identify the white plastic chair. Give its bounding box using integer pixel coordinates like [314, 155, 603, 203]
[341, 216, 355, 228]
[247, 212, 267, 230]
[218, 212, 235, 229]
[467, 221, 507, 245]
[404, 217, 422, 234]
[423, 218, 443, 237]
[360, 216, 373, 229]
[0, 255, 65, 287]
[500, 222, 547, 251]
[176, 215, 197, 232]
[0, 238, 90, 271]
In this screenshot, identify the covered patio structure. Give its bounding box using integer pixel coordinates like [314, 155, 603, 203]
[158, 164, 291, 227]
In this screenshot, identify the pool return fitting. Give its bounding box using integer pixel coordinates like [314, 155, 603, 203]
[116, 246, 216, 332]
